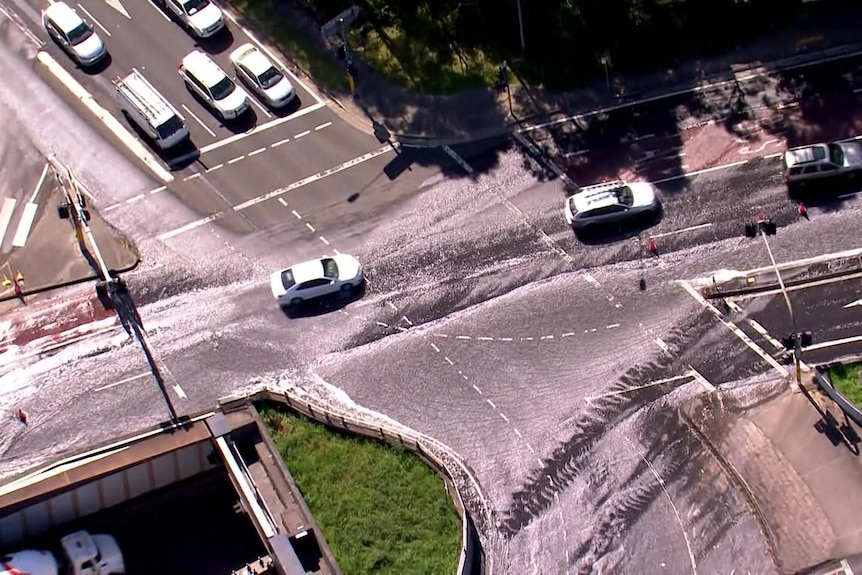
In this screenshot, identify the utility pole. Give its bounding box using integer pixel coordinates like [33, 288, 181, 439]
[515, 0, 525, 56]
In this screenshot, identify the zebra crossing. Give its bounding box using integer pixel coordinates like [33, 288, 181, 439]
[0, 161, 51, 253]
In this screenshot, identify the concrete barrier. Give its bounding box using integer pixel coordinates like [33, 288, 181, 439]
[222, 386, 492, 575]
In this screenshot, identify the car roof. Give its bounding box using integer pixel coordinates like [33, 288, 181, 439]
[44, 2, 85, 32]
[572, 181, 630, 213]
[233, 44, 273, 76]
[181, 50, 227, 87]
[785, 144, 828, 167]
[289, 259, 326, 284]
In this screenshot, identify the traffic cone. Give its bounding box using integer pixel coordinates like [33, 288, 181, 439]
[17, 409, 28, 425]
[798, 202, 809, 220]
[647, 237, 658, 256]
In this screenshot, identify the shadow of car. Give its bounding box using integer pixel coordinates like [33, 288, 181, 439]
[574, 206, 664, 245]
[280, 281, 367, 319]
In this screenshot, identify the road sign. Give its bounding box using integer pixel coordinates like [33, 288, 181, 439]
[321, 5, 360, 38]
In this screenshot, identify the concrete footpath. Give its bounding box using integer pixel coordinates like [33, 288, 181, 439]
[0, 181, 138, 307]
[683, 382, 862, 574]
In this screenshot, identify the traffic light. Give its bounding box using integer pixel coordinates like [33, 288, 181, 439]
[760, 219, 777, 235]
[744, 218, 777, 237]
[782, 331, 812, 349]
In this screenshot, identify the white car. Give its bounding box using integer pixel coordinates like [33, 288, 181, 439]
[783, 141, 862, 189]
[179, 50, 249, 120]
[42, 2, 107, 66]
[159, 0, 225, 38]
[564, 181, 662, 233]
[229, 43, 296, 108]
[270, 255, 364, 307]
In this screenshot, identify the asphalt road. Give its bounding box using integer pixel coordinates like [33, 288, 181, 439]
[6, 5, 862, 572]
[733, 274, 862, 366]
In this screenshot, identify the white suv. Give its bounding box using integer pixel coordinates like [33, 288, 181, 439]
[158, 0, 225, 38]
[179, 50, 249, 120]
[564, 181, 662, 233]
[783, 141, 862, 190]
[42, 2, 107, 66]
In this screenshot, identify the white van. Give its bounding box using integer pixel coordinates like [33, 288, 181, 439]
[115, 69, 189, 150]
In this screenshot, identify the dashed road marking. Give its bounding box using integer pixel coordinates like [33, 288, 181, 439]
[272, 137, 290, 148]
[486, 399, 496, 409]
[149, 186, 166, 195]
[514, 428, 522, 438]
[305, 222, 315, 232]
[206, 163, 224, 173]
[228, 155, 245, 164]
[295, 130, 310, 139]
[277, 198, 287, 207]
[315, 122, 332, 131]
[472, 384, 482, 394]
[500, 413, 510, 423]
[173, 384, 187, 399]
[444, 357, 454, 366]
[431, 343, 440, 353]
[184, 173, 201, 181]
[248, 147, 267, 157]
[434, 323, 626, 342]
[127, 193, 145, 203]
[291, 210, 302, 219]
[375, 321, 389, 328]
[319, 235, 330, 245]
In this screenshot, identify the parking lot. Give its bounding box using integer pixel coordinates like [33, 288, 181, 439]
[14, 469, 266, 574]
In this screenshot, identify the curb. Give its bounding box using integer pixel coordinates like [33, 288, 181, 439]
[0, 256, 141, 304]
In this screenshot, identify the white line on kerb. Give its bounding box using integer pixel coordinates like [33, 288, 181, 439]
[157, 144, 397, 240]
[36, 52, 173, 184]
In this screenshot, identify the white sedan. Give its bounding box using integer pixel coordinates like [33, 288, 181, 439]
[229, 43, 296, 108]
[270, 254, 364, 307]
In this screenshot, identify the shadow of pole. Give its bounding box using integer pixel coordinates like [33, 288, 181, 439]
[109, 284, 179, 423]
[798, 380, 860, 455]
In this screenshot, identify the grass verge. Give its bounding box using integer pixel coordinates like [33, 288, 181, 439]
[260, 405, 461, 574]
[227, 0, 347, 93]
[822, 362, 862, 408]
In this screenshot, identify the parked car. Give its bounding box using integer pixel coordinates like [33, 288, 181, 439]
[179, 50, 249, 120]
[229, 43, 296, 108]
[42, 2, 107, 66]
[783, 141, 862, 189]
[156, 0, 225, 38]
[564, 181, 662, 233]
[270, 255, 364, 307]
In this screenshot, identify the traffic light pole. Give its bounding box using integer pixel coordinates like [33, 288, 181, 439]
[59, 165, 114, 282]
[758, 228, 803, 388]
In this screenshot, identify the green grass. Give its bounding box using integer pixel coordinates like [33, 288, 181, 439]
[260, 405, 461, 575]
[348, 24, 500, 94]
[227, 0, 348, 93]
[822, 363, 862, 408]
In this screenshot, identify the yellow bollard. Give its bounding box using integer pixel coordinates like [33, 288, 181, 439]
[347, 73, 355, 94]
[2, 278, 10, 288]
[75, 224, 84, 245]
[15, 272, 23, 283]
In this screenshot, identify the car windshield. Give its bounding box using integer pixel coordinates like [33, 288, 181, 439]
[280, 269, 295, 289]
[67, 22, 93, 44]
[183, 0, 210, 15]
[321, 258, 339, 279]
[258, 67, 284, 89]
[156, 116, 185, 139]
[828, 143, 845, 166]
[210, 77, 235, 100]
[615, 186, 635, 207]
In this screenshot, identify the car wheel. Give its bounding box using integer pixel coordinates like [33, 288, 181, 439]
[291, 297, 302, 307]
[340, 284, 354, 295]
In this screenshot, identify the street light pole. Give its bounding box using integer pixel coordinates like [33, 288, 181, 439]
[758, 227, 803, 388]
[601, 57, 610, 93]
[515, 0, 525, 56]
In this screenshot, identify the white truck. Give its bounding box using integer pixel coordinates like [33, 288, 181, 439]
[0, 530, 124, 575]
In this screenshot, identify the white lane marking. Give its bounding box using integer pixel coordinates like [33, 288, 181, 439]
[513, 428, 522, 438]
[149, 185, 166, 195]
[839, 191, 861, 199]
[94, 371, 150, 392]
[315, 121, 332, 131]
[319, 235, 330, 245]
[144, 0, 170, 20]
[248, 147, 266, 157]
[652, 159, 751, 185]
[295, 130, 310, 139]
[206, 163, 224, 173]
[228, 155, 245, 164]
[29, 162, 50, 203]
[198, 102, 326, 154]
[844, 298, 862, 309]
[248, 96, 271, 118]
[586, 374, 694, 401]
[173, 384, 187, 399]
[444, 357, 454, 366]
[11, 203, 38, 248]
[804, 334, 862, 352]
[291, 209, 301, 219]
[746, 319, 785, 350]
[500, 413, 510, 423]
[472, 384, 482, 395]
[77, 4, 110, 36]
[582, 273, 600, 287]
[486, 399, 496, 409]
[157, 144, 396, 240]
[106, 0, 131, 18]
[654, 337, 670, 353]
[272, 137, 290, 148]
[430, 343, 440, 353]
[607, 323, 620, 329]
[679, 280, 789, 377]
[181, 104, 216, 138]
[126, 193, 145, 203]
[651, 222, 713, 239]
[221, 9, 324, 105]
[305, 222, 315, 232]
[37, 52, 173, 183]
[184, 173, 201, 181]
[688, 366, 717, 393]
[277, 198, 287, 206]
